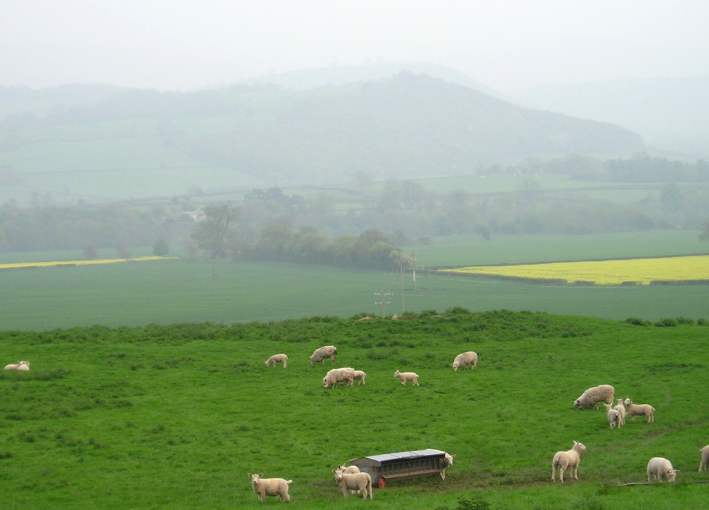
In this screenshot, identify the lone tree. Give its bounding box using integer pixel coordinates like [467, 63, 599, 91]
[191, 205, 238, 258]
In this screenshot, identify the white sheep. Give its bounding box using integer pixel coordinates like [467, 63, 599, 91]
[551, 440, 587, 483]
[573, 385, 614, 409]
[352, 370, 366, 385]
[623, 398, 655, 423]
[250, 473, 292, 502]
[334, 468, 373, 499]
[613, 399, 626, 427]
[3, 360, 30, 372]
[647, 457, 677, 482]
[699, 445, 709, 472]
[322, 368, 355, 389]
[440, 452, 455, 480]
[452, 351, 478, 372]
[603, 404, 620, 430]
[309, 345, 337, 366]
[394, 370, 419, 386]
[265, 354, 288, 368]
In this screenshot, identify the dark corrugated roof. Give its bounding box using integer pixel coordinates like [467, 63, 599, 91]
[364, 449, 445, 463]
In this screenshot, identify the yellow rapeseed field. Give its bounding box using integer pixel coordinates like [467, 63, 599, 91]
[0, 256, 177, 271]
[445, 255, 709, 285]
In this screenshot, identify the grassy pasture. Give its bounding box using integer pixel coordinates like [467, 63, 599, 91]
[0, 310, 707, 509]
[2, 258, 709, 331]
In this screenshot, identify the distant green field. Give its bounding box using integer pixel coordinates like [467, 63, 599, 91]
[408, 230, 706, 267]
[1, 257, 709, 331]
[1, 311, 707, 508]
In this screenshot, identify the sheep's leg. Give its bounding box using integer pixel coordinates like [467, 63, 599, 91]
[551, 464, 556, 482]
[559, 466, 565, 483]
[440, 469, 446, 480]
[283, 361, 287, 368]
[573, 466, 579, 480]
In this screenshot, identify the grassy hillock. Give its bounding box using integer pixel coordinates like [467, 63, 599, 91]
[1, 310, 707, 508]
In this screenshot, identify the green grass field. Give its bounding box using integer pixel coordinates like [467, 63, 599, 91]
[2, 259, 709, 331]
[1, 310, 707, 509]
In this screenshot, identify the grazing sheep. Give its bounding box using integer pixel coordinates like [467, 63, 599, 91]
[551, 441, 587, 483]
[647, 457, 677, 482]
[623, 398, 655, 423]
[309, 346, 337, 366]
[322, 367, 355, 389]
[334, 468, 373, 499]
[394, 370, 419, 386]
[265, 354, 288, 368]
[573, 385, 614, 409]
[250, 473, 292, 502]
[699, 445, 709, 472]
[452, 351, 478, 372]
[352, 370, 366, 385]
[603, 404, 621, 430]
[613, 399, 626, 427]
[3, 360, 30, 372]
[440, 452, 455, 480]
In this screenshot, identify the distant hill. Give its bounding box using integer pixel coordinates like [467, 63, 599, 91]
[520, 75, 709, 158]
[0, 73, 644, 202]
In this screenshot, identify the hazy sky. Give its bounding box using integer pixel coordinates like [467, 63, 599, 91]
[2, 0, 708, 93]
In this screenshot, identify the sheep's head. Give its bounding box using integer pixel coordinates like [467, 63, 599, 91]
[666, 468, 678, 482]
[250, 473, 261, 483]
[623, 398, 632, 406]
[322, 377, 329, 388]
[334, 469, 345, 481]
[394, 370, 400, 377]
[572, 441, 587, 455]
[573, 398, 582, 408]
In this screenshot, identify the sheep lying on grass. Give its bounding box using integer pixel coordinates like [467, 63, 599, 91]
[574, 385, 614, 409]
[334, 468, 373, 499]
[452, 351, 478, 372]
[309, 346, 337, 366]
[603, 404, 621, 430]
[265, 354, 288, 368]
[699, 445, 709, 472]
[551, 441, 587, 483]
[623, 398, 655, 423]
[647, 457, 677, 482]
[250, 473, 292, 502]
[394, 370, 419, 386]
[440, 452, 455, 480]
[322, 368, 355, 389]
[3, 361, 30, 372]
[613, 399, 626, 427]
[352, 370, 366, 385]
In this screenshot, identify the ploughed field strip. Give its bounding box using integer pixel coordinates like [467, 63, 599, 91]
[0, 256, 177, 271]
[443, 254, 709, 285]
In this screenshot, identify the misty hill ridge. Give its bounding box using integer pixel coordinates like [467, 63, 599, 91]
[0, 73, 644, 197]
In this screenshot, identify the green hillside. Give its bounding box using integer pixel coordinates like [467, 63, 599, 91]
[1, 311, 706, 508]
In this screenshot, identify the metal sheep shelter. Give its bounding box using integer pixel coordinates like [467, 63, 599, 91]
[349, 449, 448, 487]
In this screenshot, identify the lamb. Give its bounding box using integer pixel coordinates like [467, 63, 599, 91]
[613, 399, 626, 427]
[3, 360, 30, 372]
[452, 351, 478, 372]
[623, 398, 655, 423]
[603, 404, 621, 430]
[322, 367, 355, 389]
[699, 445, 709, 472]
[394, 370, 419, 386]
[551, 440, 587, 483]
[334, 468, 373, 499]
[440, 452, 455, 480]
[573, 385, 614, 409]
[309, 345, 337, 366]
[265, 354, 288, 368]
[352, 370, 366, 385]
[250, 473, 292, 502]
[647, 457, 677, 482]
